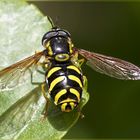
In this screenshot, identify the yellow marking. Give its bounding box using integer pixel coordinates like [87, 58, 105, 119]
[68, 75, 83, 88]
[59, 98, 76, 104]
[68, 39, 73, 54]
[70, 88, 80, 102]
[61, 103, 67, 112]
[45, 63, 48, 68]
[45, 41, 50, 48]
[69, 47, 72, 54]
[47, 67, 61, 78]
[48, 46, 53, 56]
[55, 54, 69, 61]
[54, 89, 67, 105]
[49, 76, 65, 92]
[69, 102, 75, 110]
[69, 44, 73, 54]
[67, 65, 81, 74]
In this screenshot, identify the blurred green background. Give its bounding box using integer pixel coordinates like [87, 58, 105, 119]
[28, 1, 140, 139]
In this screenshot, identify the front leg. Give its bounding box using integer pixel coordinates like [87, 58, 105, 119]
[71, 51, 85, 68]
[30, 60, 51, 85]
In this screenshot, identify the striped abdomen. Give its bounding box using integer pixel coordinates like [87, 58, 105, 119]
[46, 64, 83, 106]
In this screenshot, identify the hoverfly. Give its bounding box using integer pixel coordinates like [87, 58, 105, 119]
[0, 21, 140, 114]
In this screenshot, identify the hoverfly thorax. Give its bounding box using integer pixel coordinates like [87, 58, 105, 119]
[42, 27, 74, 62]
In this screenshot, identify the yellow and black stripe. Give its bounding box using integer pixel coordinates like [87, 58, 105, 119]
[46, 63, 83, 106]
[42, 27, 85, 112]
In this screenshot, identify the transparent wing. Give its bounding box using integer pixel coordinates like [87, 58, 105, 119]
[77, 48, 140, 80]
[0, 87, 43, 139]
[0, 51, 44, 90]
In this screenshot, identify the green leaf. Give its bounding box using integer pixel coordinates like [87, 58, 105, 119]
[0, 0, 89, 140]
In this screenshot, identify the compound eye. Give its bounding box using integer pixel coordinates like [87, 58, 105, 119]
[55, 54, 69, 62]
[58, 30, 71, 38]
[42, 31, 57, 46]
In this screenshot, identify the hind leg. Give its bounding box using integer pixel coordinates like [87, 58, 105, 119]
[41, 82, 50, 118]
[78, 75, 88, 118]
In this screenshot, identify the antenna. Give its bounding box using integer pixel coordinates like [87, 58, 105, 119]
[47, 16, 55, 28]
[47, 16, 60, 29]
[55, 16, 60, 28]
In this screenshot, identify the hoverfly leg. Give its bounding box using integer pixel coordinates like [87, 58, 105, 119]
[29, 69, 44, 85]
[77, 75, 87, 119]
[35, 50, 50, 74]
[29, 69, 39, 85]
[35, 64, 45, 75]
[41, 82, 50, 118]
[77, 76, 87, 119]
[78, 58, 85, 67]
[83, 75, 88, 91]
[77, 107, 85, 119]
[72, 51, 84, 67]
